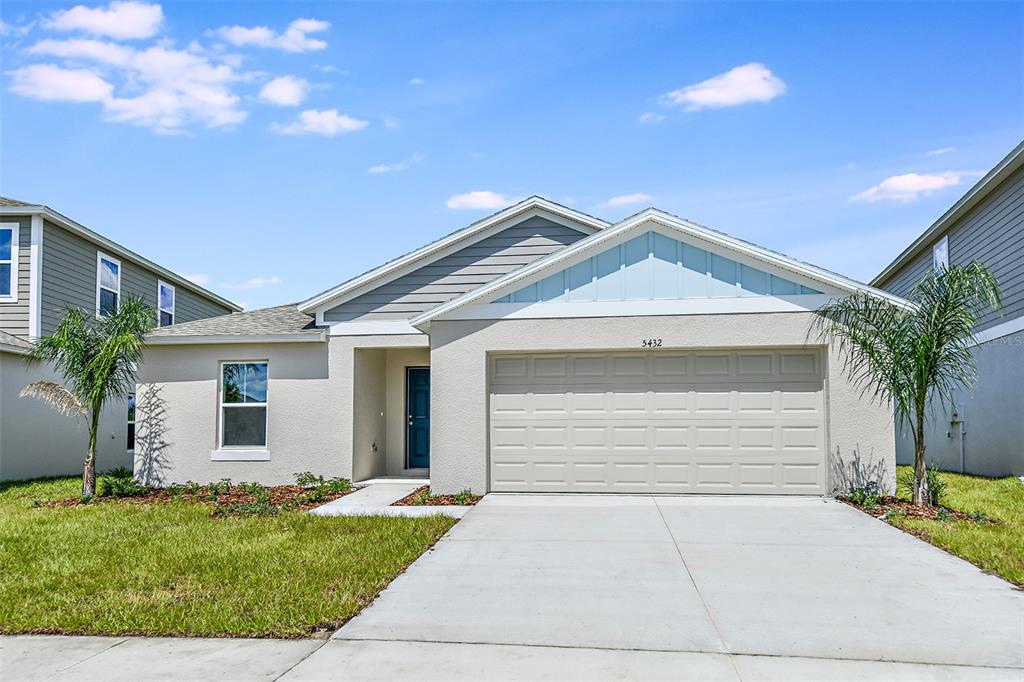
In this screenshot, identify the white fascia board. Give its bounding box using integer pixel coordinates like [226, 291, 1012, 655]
[0, 206, 242, 312]
[872, 140, 1024, 287]
[147, 332, 326, 345]
[327, 319, 424, 336]
[446, 295, 837, 321]
[974, 315, 1024, 345]
[411, 210, 911, 328]
[297, 197, 609, 315]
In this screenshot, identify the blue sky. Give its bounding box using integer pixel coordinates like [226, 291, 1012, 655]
[1, 1, 1021, 310]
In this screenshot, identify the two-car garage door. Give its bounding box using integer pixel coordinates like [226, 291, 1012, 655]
[488, 350, 827, 494]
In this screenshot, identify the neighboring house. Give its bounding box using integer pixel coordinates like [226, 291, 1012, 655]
[0, 197, 241, 481]
[873, 141, 1024, 477]
[138, 196, 901, 495]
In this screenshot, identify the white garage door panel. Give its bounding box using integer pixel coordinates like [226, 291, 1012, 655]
[488, 351, 827, 494]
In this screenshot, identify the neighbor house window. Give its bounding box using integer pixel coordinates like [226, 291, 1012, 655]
[933, 235, 949, 273]
[127, 393, 136, 451]
[96, 253, 121, 316]
[0, 223, 18, 301]
[158, 281, 175, 327]
[220, 362, 268, 448]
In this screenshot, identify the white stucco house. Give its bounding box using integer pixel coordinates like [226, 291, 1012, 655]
[137, 197, 903, 495]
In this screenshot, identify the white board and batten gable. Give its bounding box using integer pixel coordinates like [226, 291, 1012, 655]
[296, 197, 609, 336]
[411, 209, 909, 328]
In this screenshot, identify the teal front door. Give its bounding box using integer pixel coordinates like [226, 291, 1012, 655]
[406, 367, 430, 469]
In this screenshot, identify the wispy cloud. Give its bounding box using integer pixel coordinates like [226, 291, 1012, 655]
[9, 63, 113, 102]
[258, 75, 308, 106]
[381, 114, 400, 128]
[215, 18, 329, 53]
[221, 276, 281, 291]
[0, 18, 34, 37]
[272, 108, 368, 136]
[661, 63, 786, 111]
[369, 153, 425, 174]
[638, 112, 664, 124]
[183, 273, 210, 286]
[44, 1, 164, 40]
[601, 193, 654, 208]
[850, 170, 981, 203]
[446, 191, 516, 210]
[408, 77, 425, 86]
[926, 146, 956, 157]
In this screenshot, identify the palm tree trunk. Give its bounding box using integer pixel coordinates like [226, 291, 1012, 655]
[83, 406, 100, 497]
[913, 406, 928, 506]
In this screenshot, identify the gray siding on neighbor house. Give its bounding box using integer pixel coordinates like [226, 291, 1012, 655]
[324, 217, 589, 322]
[0, 216, 32, 338]
[878, 166, 1024, 332]
[40, 220, 233, 336]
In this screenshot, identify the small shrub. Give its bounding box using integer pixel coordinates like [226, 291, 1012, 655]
[79, 494, 94, 504]
[322, 477, 352, 495]
[184, 481, 201, 496]
[98, 470, 147, 498]
[847, 481, 882, 509]
[935, 507, 952, 522]
[166, 483, 184, 498]
[294, 472, 321, 488]
[970, 510, 988, 524]
[414, 489, 430, 505]
[926, 467, 946, 506]
[237, 481, 266, 496]
[883, 508, 906, 522]
[454, 489, 476, 505]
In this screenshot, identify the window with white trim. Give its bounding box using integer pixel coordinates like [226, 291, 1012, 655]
[933, 235, 949, 273]
[96, 253, 121, 316]
[0, 223, 18, 301]
[158, 281, 175, 327]
[220, 362, 268, 448]
[127, 393, 136, 451]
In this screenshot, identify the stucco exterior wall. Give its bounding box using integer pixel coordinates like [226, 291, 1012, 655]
[352, 348, 387, 481]
[895, 329, 1024, 476]
[1, 350, 131, 481]
[134, 334, 428, 486]
[427, 313, 896, 495]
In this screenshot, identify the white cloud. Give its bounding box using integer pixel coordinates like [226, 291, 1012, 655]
[221, 276, 281, 291]
[183, 273, 210, 286]
[601, 193, 654, 208]
[258, 75, 308, 106]
[638, 111, 664, 124]
[215, 18, 329, 53]
[661, 62, 786, 111]
[272, 108, 368, 136]
[850, 171, 980, 203]
[445, 191, 516, 210]
[45, 1, 163, 40]
[20, 38, 248, 132]
[9, 64, 113, 102]
[369, 153, 425, 174]
[381, 114, 400, 128]
[408, 77, 425, 86]
[926, 146, 956, 157]
[0, 19, 33, 37]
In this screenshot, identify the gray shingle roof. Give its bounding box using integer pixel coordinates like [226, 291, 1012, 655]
[0, 330, 33, 352]
[148, 304, 321, 339]
[0, 196, 36, 207]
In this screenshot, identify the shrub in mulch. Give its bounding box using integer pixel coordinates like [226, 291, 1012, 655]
[840, 496, 1000, 526]
[393, 485, 482, 507]
[38, 472, 356, 518]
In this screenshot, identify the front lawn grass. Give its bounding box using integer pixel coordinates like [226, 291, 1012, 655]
[0, 477, 456, 638]
[890, 465, 1024, 586]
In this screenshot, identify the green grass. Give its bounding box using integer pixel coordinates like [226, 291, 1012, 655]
[0, 477, 456, 638]
[891, 465, 1024, 586]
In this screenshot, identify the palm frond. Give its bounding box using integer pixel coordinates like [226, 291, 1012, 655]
[19, 381, 86, 418]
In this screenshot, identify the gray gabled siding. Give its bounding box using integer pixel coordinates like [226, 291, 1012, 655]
[324, 216, 589, 322]
[877, 165, 1024, 332]
[40, 220, 233, 336]
[0, 217, 31, 337]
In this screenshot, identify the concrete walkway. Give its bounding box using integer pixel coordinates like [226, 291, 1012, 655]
[308, 479, 470, 518]
[5, 495, 1023, 680]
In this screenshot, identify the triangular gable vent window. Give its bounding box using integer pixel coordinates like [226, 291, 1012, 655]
[492, 231, 821, 303]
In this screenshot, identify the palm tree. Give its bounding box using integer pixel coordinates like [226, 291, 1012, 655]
[815, 262, 1000, 506]
[21, 297, 155, 496]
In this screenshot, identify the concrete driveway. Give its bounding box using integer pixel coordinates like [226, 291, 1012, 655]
[297, 494, 1024, 679]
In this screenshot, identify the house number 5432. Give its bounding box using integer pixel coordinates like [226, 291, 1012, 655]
[641, 338, 663, 348]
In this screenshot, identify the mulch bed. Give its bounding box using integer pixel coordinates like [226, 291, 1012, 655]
[840, 496, 1000, 524]
[392, 485, 482, 506]
[41, 484, 356, 515]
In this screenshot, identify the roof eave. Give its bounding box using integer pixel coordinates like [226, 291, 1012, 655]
[0, 205, 243, 312]
[296, 196, 610, 315]
[146, 331, 326, 345]
[871, 139, 1024, 287]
